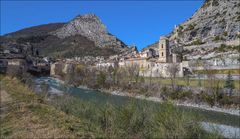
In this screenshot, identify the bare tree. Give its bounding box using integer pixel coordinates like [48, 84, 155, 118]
[167, 63, 180, 90]
[65, 64, 75, 85]
[149, 68, 153, 86]
[126, 64, 140, 83]
[74, 64, 87, 85]
[202, 61, 220, 104]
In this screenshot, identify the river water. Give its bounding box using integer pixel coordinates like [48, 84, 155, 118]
[34, 77, 240, 138]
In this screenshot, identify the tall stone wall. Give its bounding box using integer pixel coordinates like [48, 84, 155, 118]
[140, 63, 183, 78]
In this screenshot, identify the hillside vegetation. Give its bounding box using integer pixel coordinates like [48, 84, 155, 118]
[0, 76, 99, 138]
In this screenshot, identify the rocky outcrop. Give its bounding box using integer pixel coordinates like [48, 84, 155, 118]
[142, 41, 159, 52]
[52, 14, 127, 49]
[144, 0, 240, 62]
[169, 0, 240, 45]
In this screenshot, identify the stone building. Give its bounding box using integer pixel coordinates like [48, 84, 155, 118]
[139, 48, 157, 58]
[118, 36, 184, 77]
[159, 36, 171, 63]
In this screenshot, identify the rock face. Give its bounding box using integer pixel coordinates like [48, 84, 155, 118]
[142, 41, 159, 52]
[52, 14, 127, 49]
[169, 0, 240, 45]
[145, 0, 240, 50]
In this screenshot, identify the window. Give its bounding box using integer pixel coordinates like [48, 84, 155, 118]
[162, 44, 163, 48]
[162, 52, 164, 57]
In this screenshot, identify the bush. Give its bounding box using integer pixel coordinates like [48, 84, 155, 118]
[213, 36, 224, 42]
[168, 90, 193, 100]
[224, 72, 235, 96]
[223, 32, 228, 36]
[97, 71, 107, 88]
[187, 24, 194, 30]
[232, 45, 240, 52]
[200, 93, 215, 107]
[219, 95, 233, 106]
[191, 39, 205, 45]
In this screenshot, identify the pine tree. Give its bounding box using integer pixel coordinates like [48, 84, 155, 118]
[224, 71, 235, 96]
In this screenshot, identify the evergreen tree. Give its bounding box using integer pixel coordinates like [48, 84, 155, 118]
[224, 71, 235, 96]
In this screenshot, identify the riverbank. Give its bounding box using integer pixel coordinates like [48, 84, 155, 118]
[1, 76, 99, 138]
[101, 89, 240, 116]
[46, 77, 240, 116]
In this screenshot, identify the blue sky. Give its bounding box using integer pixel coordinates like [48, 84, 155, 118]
[1, 0, 204, 50]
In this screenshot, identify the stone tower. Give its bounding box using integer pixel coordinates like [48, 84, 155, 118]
[159, 36, 170, 63]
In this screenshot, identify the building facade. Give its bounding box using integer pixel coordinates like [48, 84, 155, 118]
[159, 36, 172, 63]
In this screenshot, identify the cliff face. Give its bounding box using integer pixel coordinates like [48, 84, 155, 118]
[52, 14, 127, 49]
[169, 0, 240, 45]
[144, 0, 240, 51]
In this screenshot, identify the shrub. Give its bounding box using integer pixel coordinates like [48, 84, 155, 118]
[223, 32, 228, 36]
[178, 25, 183, 31]
[187, 24, 194, 30]
[169, 90, 193, 100]
[232, 45, 240, 52]
[97, 71, 107, 88]
[219, 95, 233, 106]
[192, 39, 204, 45]
[224, 72, 235, 96]
[200, 93, 215, 107]
[213, 36, 224, 42]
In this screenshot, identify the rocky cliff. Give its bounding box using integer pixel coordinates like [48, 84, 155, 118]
[169, 0, 240, 45]
[52, 14, 127, 49]
[144, 0, 240, 51]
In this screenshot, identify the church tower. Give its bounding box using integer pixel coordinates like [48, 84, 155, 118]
[159, 36, 170, 63]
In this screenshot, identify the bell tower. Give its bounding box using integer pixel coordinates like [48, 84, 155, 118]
[159, 36, 170, 63]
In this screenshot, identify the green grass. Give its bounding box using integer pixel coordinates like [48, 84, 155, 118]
[0, 76, 100, 138]
[0, 76, 223, 138]
[143, 77, 240, 89]
[194, 69, 240, 75]
[51, 95, 222, 139]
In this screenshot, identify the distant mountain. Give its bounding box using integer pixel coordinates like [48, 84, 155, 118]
[1, 14, 134, 58]
[5, 23, 65, 38]
[144, 0, 240, 51]
[52, 14, 127, 49]
[142, 41, 159, 53]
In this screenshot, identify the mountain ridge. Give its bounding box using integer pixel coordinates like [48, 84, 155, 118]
[0, 14, 134, 58]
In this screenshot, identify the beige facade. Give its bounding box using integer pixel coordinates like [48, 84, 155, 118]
[117, 36, 184, 77]
[119, 58, 183, 77]
[159, 36, 171, 63]
[7, 59, 25, 66]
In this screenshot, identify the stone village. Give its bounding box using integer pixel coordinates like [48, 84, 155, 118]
[96, 36, 184, 78]
[50, 36, 188, 78]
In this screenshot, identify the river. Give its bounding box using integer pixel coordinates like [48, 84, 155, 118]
[34, 77, 240, 138]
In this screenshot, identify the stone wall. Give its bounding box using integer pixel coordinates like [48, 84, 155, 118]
[140, 63, 183, 78]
